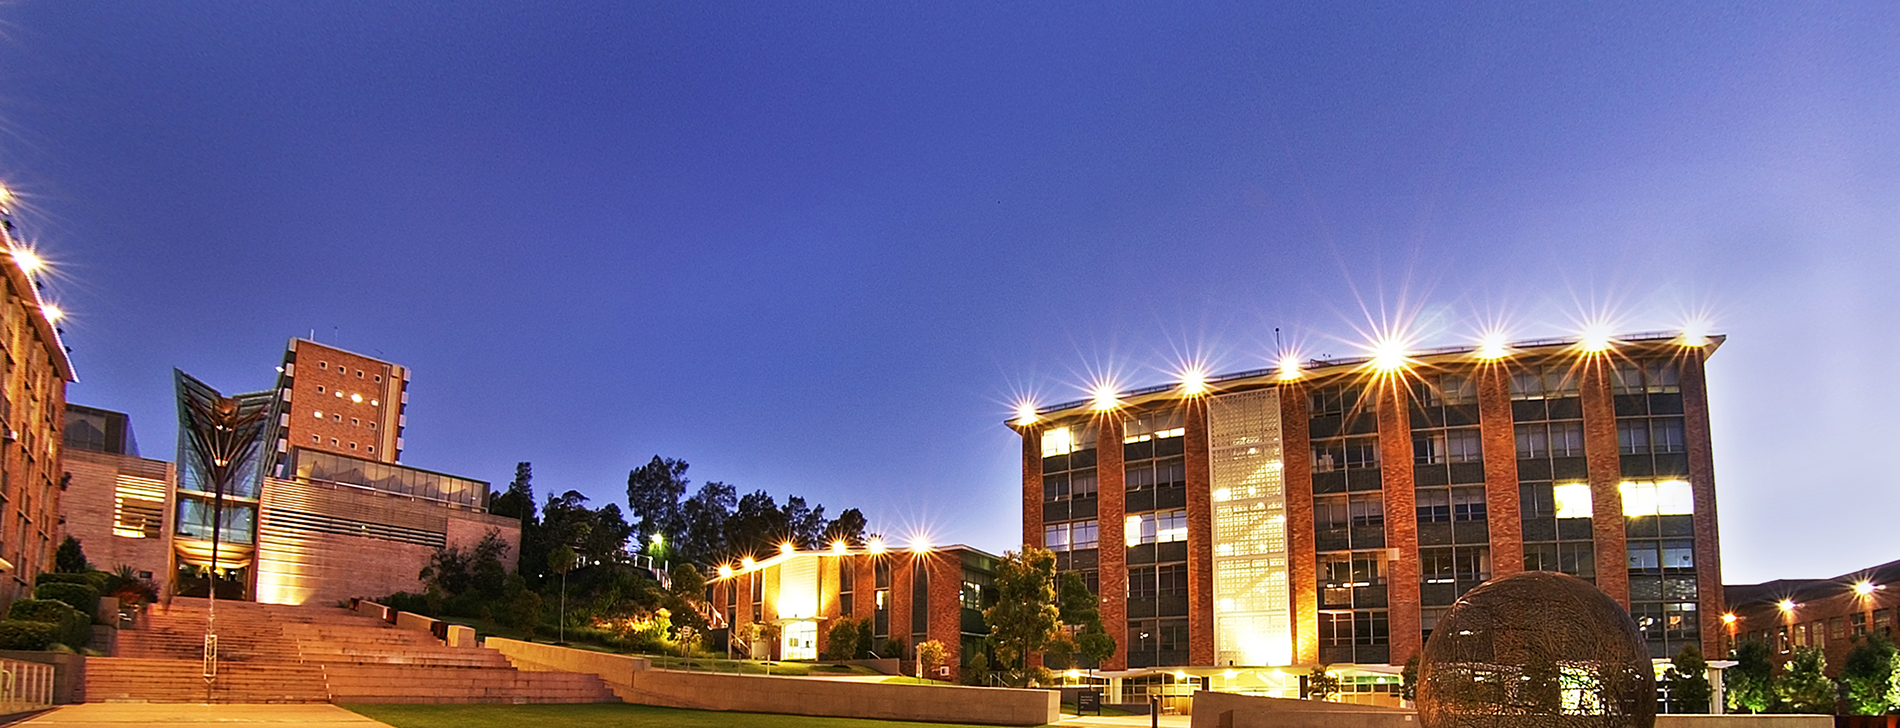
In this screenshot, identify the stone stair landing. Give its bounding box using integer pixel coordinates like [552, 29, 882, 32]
[86, 598, 614, 704]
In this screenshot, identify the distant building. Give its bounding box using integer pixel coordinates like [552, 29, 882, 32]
[61, 404, 173, 582]
[1727, 559, 1900, 676]
[705, 545, 996, 681]
[0, 203, 77, 607]
[61, 338, 515, 608]
[1012, 330, 1725, 701]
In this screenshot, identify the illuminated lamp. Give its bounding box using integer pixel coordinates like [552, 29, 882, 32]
[1276, 354, 1301, 381]
[40, 303, 61, 323]
[867, 537, 886, 555]
[1721, 613, 1737, 624]
[11, 249, 44, 275]
[1368, 336, 1409, 372]
[741, 556, 756, 570]
[1474, 331, 1510, 360]
[1856, 581, 1878, 597]
[780, 542, 795, 555]
[1180, 366, 1209, 396]
[1578, 323, 1615, 353]
[1777, 599, 1796, 613]
[717, 565, 733, 578]
[1090, 382, 1119, 412]
[1680, 320, 1712, 347]
[1014, 401, 1038, 426]
[831, 540, 848, 554]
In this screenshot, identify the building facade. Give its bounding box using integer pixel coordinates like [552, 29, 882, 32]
[1015, 331, 1725, 679]
[1727, 558, 1900, 676]
[0, 201, 77, 607]
[60, 404, 173, 582]
[706, 545, 995, 681]
[272, 339, 408, 463]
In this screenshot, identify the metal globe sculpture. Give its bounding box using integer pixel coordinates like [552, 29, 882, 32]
[1417, 571, 1655, 728]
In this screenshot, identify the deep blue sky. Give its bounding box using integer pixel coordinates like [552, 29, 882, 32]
[1, 3, 1894, 583]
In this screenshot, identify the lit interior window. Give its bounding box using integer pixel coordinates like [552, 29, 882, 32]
[313, 410, 323, 418]
[1042, 427, 1075, 457]
[1622, 480, 1693, 517]
[1553, 482, 1593, 519]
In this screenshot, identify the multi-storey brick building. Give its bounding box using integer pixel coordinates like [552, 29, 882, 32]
[1727, 558, 1900, 677]
[0, 195, 77, 608]
[705, 544, 996, 681]
[1013, 331, 1725, 695]
[272, 339, 408, 463]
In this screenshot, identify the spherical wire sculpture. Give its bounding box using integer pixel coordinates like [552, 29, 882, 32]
[1416, 571, 1656, 728]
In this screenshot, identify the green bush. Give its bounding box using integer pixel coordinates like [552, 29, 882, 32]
[0, 620, 60, 650]
[6, 599, 89, 647]
[34, 582, 102, 622]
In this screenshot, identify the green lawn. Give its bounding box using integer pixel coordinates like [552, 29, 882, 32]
[345, 703, 1051, 728]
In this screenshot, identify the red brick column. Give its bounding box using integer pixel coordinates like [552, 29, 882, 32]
[1378, 377, 1420, 666]
[926, 551, 965, 681]
[1184, 399, 1215, 666]
[854, 556, 877, 629]
[1096, 413, 1128, 670]
[1679, 348, 1727, 658]
[1021, 425, 1043, 549]
[891, 557, 915, 659]
[1579, 357, 1631, 607]
[1282, 383, 1317, 665]
[1476, 365, 1524, 575]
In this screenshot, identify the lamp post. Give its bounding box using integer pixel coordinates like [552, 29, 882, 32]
[177, 379, 269, 701]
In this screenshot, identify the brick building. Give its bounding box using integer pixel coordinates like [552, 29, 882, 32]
[705, 544, 995, 681]
[1727, 558, 1900, 676]
[1013, 331, 1725, 689]
[61, 339, 515, 607]
[0, 196, 77, 608]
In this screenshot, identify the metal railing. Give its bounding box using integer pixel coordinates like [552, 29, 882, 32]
[0, 658, 54, 714]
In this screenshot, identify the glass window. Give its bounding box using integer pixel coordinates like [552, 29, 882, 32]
[1045, 523, 1070, 552]
[1516, 424, 1548, 459]
[1652, 418, 1686, 454]
[1042, 425, 1096, 457]
[1416, 489, 1450, 523]
[1660, 540, 1694, 569]
[1553, 482, 1593, 519]
[1451, 487, 1487, 522]
[1618, 421, 1651, 455]
[1348, 494, 1384, 527]
[1622, 480, 1693, 517]
[1072, 521, 1098, 550]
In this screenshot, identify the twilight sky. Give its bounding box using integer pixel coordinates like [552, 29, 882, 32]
[0, 3, 1894, 584]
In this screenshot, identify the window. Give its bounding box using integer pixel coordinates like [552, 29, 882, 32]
[356, 370, 364, 378]
[1621, 480, 1693, 517]
[1416, 489, 1450, 523]
[1313, 436, 1379, 472]
[319, 362, 328, 369]
[1044, 471, 1099, 501]
[1320, 611, 1390, 647]
[366, 446, 374, 453]
[1451, 487, 1486, 522]
[349, 442, 357, 450]
[1553, 483, 1593, 519]
[1348, 494, 1384, 528]
[375, 375, 382, 382]
[351, 418, 359, 426]
[1416, 374, 1477, 407]
[317, 386, 326, 393]
[369, 423, 377, 430]
[1045, 521, 1098, 552]
[1517, 422, 1584, 458]
[1042, 425, 1096, 457]
[1510, 364, 1580, 400]
[1123, 410, 1185, 443]
[1125, 510, 1186, 546]
[961, 581, 982, 610]
[311, 435, 319, 443]
[313, 410, 323, 419]
[330, 438, 339, 446]
[1310, 385, 1362, 418]
[1416, 428, 1482, 465]
[1616, 362, 1681, 394]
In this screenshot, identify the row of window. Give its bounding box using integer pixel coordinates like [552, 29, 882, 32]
[312, 385, 381, 407]
[1757, 611, 1895, 654]
[314, 360, 385, 382]
[309, 434, 375, 454]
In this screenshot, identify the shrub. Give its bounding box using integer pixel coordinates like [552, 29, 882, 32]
[6, 599, 90, 647]
[0, 620, 60, 650]
[35, 582, 102, 622]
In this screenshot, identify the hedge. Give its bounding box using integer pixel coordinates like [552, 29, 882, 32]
[5, 599, 89, 647]
[0, 620, 60, 650]
[34, 582, 101, 622]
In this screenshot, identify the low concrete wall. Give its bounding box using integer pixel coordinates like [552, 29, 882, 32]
[621, 668, 1058, 726]
[348, 598, 394, 623]
[1190, 692, 1831, 728]
[394, 611, 436, 636]
[486, 638, 1054, 725]
[446, 624, 477, 648]
[1190, 692, 1417, 728]
[486, 638, 651, 684]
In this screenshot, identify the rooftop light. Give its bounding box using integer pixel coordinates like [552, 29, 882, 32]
[1681, 320, 1712, 347]
[831, 540, 849, 554]
[1474, 331, 1510, 360]
[910, 536, 931, 553]
[1276, 354, 1301, 381]
[1578, 323, 1616, 353]
[1777, 599, 1796, 613]
[1180, 366, 1209, 396]
[780, 542, 795, 555]
[741, 556, 756, 570]
[40, 303, 61, 323]
[1368, 336, 1409, 373]
[1721, 613, 1737, 624]
[717, 565, 733, 578]
[1856, 581, 1878, 597]
[11, 248, 44, 275]
[867, 537, 887, 555]
[1014, 401, 1038, 426]
[1090, 382, 1119, 412]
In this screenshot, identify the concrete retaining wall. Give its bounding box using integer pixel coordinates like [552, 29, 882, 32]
[1189, 692, 1832, 728]
[485, 637, 1055, 726]
[619, 668, 1058, 726]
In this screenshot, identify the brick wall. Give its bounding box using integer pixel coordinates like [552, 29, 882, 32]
[1377, 377, 1421, 665]
[1679, 348, 1727, 657]
[1095, 412, 1128, 670]
[58, 450, 172, 578]
[1183, 399, 1215, 665]
[1281, 381, 1317, 665]
[1579, 357, 1632, 607]
[1477, 365, 1524, 576]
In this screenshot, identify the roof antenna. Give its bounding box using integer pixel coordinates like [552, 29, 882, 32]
[1274, 328, 1283, 358]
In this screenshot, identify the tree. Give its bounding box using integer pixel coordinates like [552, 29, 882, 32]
[1841, 633, 1900, 715]
[1401, 653, 1420, 703]
[54, 537, 88, 573]
[1304, 664, 1341, 701]
[678, 482, 736, 564]
[668, 562, 706, 604]
[1775, 646, 1835, 714]
[983, 548, 1061, 686]
[489, 462, 536, 524]
[782, 496, 828, 549]
[550, 544, 578, 644]
[1663, 643, 1712, 714]
[823, 509, 869, 546]
[1729, 639, 1775, 714]
[725, 490, 791, 560]
[626, 456, 689, 546]
[1076, 628, 1116, 673]
[1042, 634, 1075, 670]
[917, 639, 948, 680]
[823, 617, 865, 661]
[1057, 572, 1099, 628]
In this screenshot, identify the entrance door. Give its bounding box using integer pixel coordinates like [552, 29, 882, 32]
[783, 621, 817, 660]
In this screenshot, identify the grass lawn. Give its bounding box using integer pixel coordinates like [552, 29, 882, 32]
[345, 703, 1051, 728]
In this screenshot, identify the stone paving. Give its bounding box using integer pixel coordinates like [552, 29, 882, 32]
[17, 703, 396, 728]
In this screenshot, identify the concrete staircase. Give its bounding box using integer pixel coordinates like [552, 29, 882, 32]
[86, 598, 615, 704]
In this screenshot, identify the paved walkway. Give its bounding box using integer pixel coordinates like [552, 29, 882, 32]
[1054, 714, 1191, 728]
[16, 704, 395, 728]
